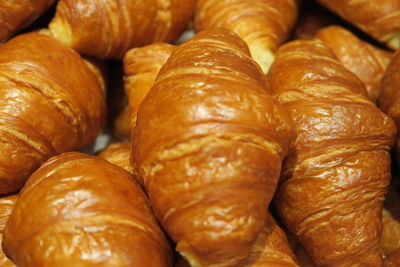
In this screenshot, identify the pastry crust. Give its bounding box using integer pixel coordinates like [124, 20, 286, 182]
[316, 26, 393, 103]
[316, 0, 400, 49]
[0, 33, 106, 194]
[133, 29, 295, 266]
[3, 152, 172, 267]
[269, 39, 396, 266]
[49, 0, 195, 59]
[195, 0, 299, 73]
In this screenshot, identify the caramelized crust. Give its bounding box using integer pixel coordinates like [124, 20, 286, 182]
[3, 152, 172, 267]
[316, 26, 393, 103]
[0, 33, 105, 194]
[133, 29, 295, 267]
[98, 142, 135, 175]
[49, 0, 195, 59]
[243, 214, 299, 266]
[121, 43, 175, 134]
[269, 40, 396, 266]
[195, 0, 299, 72]
[175, 214, 300, 266]
[0, 0, 55, 42]
[316, 0, 400, 49]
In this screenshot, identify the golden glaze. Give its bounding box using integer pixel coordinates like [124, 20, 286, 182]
[0, 0, 55, 42]
[175, 214, 300, 266]
[49, 0, 195, 59]
[3, 152, 172, 267]
[316, 0, 400, 49]
[195, 0, 299, 72]
[98, 142, 135, 175]
[133, 29, 295, 267]
[0, 32, 106, 194]
[269, 40, 396, 266]
[379, 50, 400, 165]
[120, 43, 175, 136]
[316, 26, 393, 103]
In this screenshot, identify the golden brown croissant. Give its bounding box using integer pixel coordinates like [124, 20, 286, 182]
[133, 28, 295, 267]
[316, 0, 400, 50]
[268, 39, 397, 266]
[98, 142, 135, 175]
[315, 25, 393, 103]
[3, 152, 172, 267]
[49, 0, 195, 59]
[194, 0, 299, 73]
[117, 42, 175, 138]
[379, 50, 400, 165]
[0, 0, 55, 42]
[0, 32, 106, 194]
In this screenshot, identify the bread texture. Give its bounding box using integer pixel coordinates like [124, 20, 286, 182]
[0, 0, 55, 42]
[316, 26, 393, 103]
[268, 39, 396, 266]
[316, 0, 400, 49]
[133, 29, 295, 266]
[195, 0, 299, 73]
[49, 0, 195, 59]
[0, 32, 106, 194]
[3, 152, 172, 267]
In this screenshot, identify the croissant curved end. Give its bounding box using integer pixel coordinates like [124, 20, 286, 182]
[49, 16, 74, 48]
[248, 43, 275, 74]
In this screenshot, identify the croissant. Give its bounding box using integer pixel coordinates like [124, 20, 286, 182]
[0, 32, 105, 194]
[3, 152, 172, 267]
[98, 142, 135, 175]
[379, 50, 400, 165]
[0, 0, 55, 42]
[315, 0, 400, 50]
[268, 40, 397, 266]
[49, 0, 195, 59]
[117, 42, 175, 138]
[133, 29, 295, 266]
[315, 25, 393, 103]
[0, 195, 16, 267]
[194, 0, 299, 73]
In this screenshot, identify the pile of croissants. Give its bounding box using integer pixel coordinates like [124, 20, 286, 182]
[2, 0, 400, 266]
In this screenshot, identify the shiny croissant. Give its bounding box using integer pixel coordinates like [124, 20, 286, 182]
[269, 40, 396, 266]
[0, 0, 55, 42]
[316, 0, 400, 50]
[195, 0, 299, 73]
[49, 0, 195, 59]
[0, 32, 105, 195]
[133, 29, 295, 266]
[3, 152, 172, 267]
[316, 25, 392, 103]
[98, 142, 135, 175]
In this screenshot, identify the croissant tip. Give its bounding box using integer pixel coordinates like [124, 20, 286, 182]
[49, 16, 74, 48]
[249, 44, 275, 74]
